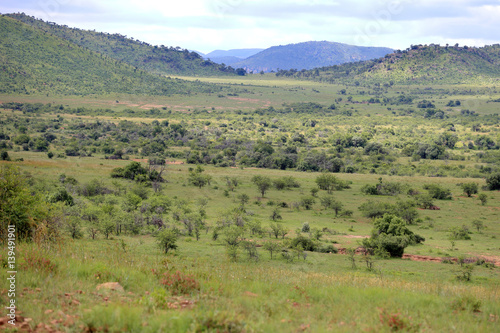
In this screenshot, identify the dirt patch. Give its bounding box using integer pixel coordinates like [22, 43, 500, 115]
[131, 159, 184, 165]
[339, 235, 369, 239]
[139, 104, 165, 110]
[402, 254, 443, 263]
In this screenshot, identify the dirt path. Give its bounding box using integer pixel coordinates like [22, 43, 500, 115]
[336, 248, 500, 267]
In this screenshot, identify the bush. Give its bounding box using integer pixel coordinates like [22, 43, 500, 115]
[362, 215, 424, 258]
[358, 200, 394, 219]
[160, 271, 200, 295]
[300, 196, 316, 210]
[290, 235, 317, 251]
[423, 184, 452, 200]
[486, 173, 500, 190]
[461, 182, 478, 197]
[361, 180, 405, 196]
[157, 228, 178, 254]
[449, 225, 471, 240]
[317, 244, 338, 253]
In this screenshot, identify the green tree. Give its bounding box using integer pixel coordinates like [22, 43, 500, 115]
[157, 228, 178, 254]
[251, 175, 272, 197]
[461, 182, 478, 197]
[263, 241, 281, 259]
[315, 173, 347, 194]
[477, 193, 488, 206]
[362, 214, 425, 258]
[0, 165, 55, 242]
[472, 220, 484, 233]
[301, 196, 316, 210]
[486, 173, 500, 190]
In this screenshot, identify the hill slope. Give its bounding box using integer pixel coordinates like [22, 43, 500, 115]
[293, 44, 500, 84]
[232, 41, 393, 73]
[5, 13, 240, 77]
[0, 15, 218, 95]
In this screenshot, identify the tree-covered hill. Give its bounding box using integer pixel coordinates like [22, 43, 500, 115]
[286, 44, 500, 85]
[5, 12, 241, 77]
[0, 15, 222, 96]
[232, 41, 393, 73]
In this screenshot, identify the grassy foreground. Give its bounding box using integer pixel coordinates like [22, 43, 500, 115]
[1, 152, 499, 332]
[3, 236, 499, 333]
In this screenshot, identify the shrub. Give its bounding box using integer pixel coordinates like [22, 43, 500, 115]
[423, 184, 452, 200]
[362, 180, 405, 196]
[460, 182, 478, 197]
[315, 173, 349, 194]
[290, 235, 317, 251]
[486, 173, 500, 190]
[362, 215, 424, 258]
[157, 228, 178, 254]
[47, 188, 74, 206]
[358, 200, 394, 219]
[317, 244, 338, 253]
[477, 193, 488, 205]
[19, 246, 57, 273]
[301, 222, 310, 233]
[300, 196, 316, 210]
[160, 271, 200, 295]
[449, 225, 471, 240]
[451, 295, 481, 312]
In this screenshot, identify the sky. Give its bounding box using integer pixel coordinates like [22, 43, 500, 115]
[1, 0, 499, 54]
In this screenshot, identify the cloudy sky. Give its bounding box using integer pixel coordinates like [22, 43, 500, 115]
[1, 0, 499, 54]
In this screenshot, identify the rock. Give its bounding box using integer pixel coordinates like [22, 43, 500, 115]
[96, 282, 124, 292]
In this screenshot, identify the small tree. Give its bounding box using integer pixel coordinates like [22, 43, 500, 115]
[461, 182, 478, 197]
[330, 199, 344, 217]
[301, 196, 316, 210]
[223, 226, 243, 261]
[241, 240, 259, 261]
[315, 173, 348, 194]
[270, 208, 282, 221]
[251, 175, 272, 197]
[157, 228, 178, 254]
[347, 248, 357, 269]
[472, 220, 484, 233]
[477, 193, 488, 206]
[263, 241, 281, 259]
[237, 193, 250, 207]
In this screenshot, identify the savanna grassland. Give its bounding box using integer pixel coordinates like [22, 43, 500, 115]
[1, 72, 500, 333]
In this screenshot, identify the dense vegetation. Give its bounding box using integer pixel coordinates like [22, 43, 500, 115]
[2, 97, 498, 179]
[279, 44, 500, 85]
[0, 16, 230, 96]
[5, 13, 244, 77]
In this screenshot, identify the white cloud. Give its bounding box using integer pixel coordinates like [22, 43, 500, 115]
[1, 0, 499, 52]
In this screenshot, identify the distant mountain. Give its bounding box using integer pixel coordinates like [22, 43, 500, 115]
[205, 48, 264, 59]
[293, 44, 500, 84]
[0, 15, 219, 95]
[207, 56, 242, 66]
[232, 41, 393, 73]
[5, 13, 240, 76]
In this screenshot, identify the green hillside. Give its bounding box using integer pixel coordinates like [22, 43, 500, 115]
[0, 15, 220, 96]
[281, 44, 500, 85]
[5, 13, 241, 77]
